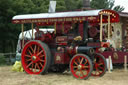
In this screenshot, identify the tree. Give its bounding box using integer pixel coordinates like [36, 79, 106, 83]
[113, 5, 125, 12]
[65, 0, 82, 11]
[90, 0, 125, 12]
[91, 0, 109, 9]
[0, 0, 21, 52]
[31, 0, 49, 13]
[56, 0, 66, 11]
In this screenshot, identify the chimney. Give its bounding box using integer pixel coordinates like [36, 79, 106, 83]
[82, 0, 91, 10]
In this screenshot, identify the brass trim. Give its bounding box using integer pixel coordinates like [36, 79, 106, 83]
[21, 24, 24, 48]
[100, 14, 103, 42]
[32, 23, 34, 39]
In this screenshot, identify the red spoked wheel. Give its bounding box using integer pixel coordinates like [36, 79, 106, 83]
[91, 53, 107, 77]
[70, 54, 93, 80]
[21, 40, 51, 74]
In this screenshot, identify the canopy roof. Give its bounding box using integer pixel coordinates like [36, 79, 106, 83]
[12, 9, 119, 24]
[119, 12, 128, 18]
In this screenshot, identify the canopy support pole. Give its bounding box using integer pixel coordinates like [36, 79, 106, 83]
[100, 14, 103, 42]
[21, 24, 24, 49]
[108, 14, 110, 39]
[62, 22, 64, 34]
[54, 22, 56, 34]
[32, 23, 34, 40]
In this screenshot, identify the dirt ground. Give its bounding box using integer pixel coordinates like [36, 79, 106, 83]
[0, 66, 128, 85]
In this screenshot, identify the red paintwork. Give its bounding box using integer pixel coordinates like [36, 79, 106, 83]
[35, 30, 54, 43]
[87, 42, 128, 64]
[12, 16, 97, 24]
[54, 52, 70, 64]
[100, 51, 128, 63]
[87, 42, 110, 48]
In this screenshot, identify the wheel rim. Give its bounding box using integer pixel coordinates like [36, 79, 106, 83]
[92, 54, 105, 76]
[22, 41, 46, 74]
[70, 55, 91, 79]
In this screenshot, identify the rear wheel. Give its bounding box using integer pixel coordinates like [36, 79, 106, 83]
[91, 53, 107, 77]
[70, 54, 93, 80]
[21, 40, 51, 74]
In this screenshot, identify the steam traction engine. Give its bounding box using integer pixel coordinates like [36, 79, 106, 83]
[12, 9, 120, 79]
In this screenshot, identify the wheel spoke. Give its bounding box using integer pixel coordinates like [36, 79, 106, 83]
[34, 45, 37, 54]
[80, 70, 84, 76]
[84, 60, 88, 65]
[98, 63, 103, 66]
[74, 68, 78, 73]
[40, 59, 45, 62]
[98, 66, 104, 69]
[74, 61, 79, 66]
[37, 50, 43, 56]
[32, 63, 34, 70]
[39, 62, 43, 67]
[79, 72, 81, 78]
[96, 68, 100, 74]
[80, 57, 84, 64]
[36, 63, 40, 70]
[78, 58, 81, 63]
[28, 49, 32, 56]
[26, 62, 33, 68]
[34, 63, 37, 72]
[83, 66, 89, 68]
[39, 54, 45, 57]
[25, 55, 31, 58]
[95, 68, 101, 75]
[29, 46, 34, 54]
[26, 59, 32, 61]
[73, 66, 78, 68]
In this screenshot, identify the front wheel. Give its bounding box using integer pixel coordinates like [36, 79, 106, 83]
[70, 54, 93, 80]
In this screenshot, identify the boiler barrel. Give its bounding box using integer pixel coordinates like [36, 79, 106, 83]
[76, 46, 95, 55]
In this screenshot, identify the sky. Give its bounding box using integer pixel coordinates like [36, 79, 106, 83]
[114, 0, 128, 12]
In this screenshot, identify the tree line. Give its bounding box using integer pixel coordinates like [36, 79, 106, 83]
[0, 0, 124, 53]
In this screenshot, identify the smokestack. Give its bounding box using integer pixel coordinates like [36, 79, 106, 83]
[82, 0, 91, 10]
[83, 21, 88, 41]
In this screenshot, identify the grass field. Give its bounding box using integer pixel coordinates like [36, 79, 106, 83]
[0, 66, 128, 85]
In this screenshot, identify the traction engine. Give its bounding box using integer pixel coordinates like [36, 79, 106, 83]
[21, 21, 107, 80]
[12, 9, 121, 80]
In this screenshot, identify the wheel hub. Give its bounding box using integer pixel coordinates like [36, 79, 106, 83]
[32, 56, 37, 61]
[78, 65, 82, 70]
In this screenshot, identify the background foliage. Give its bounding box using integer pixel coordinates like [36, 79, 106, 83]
[0, 0, 125, 53]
